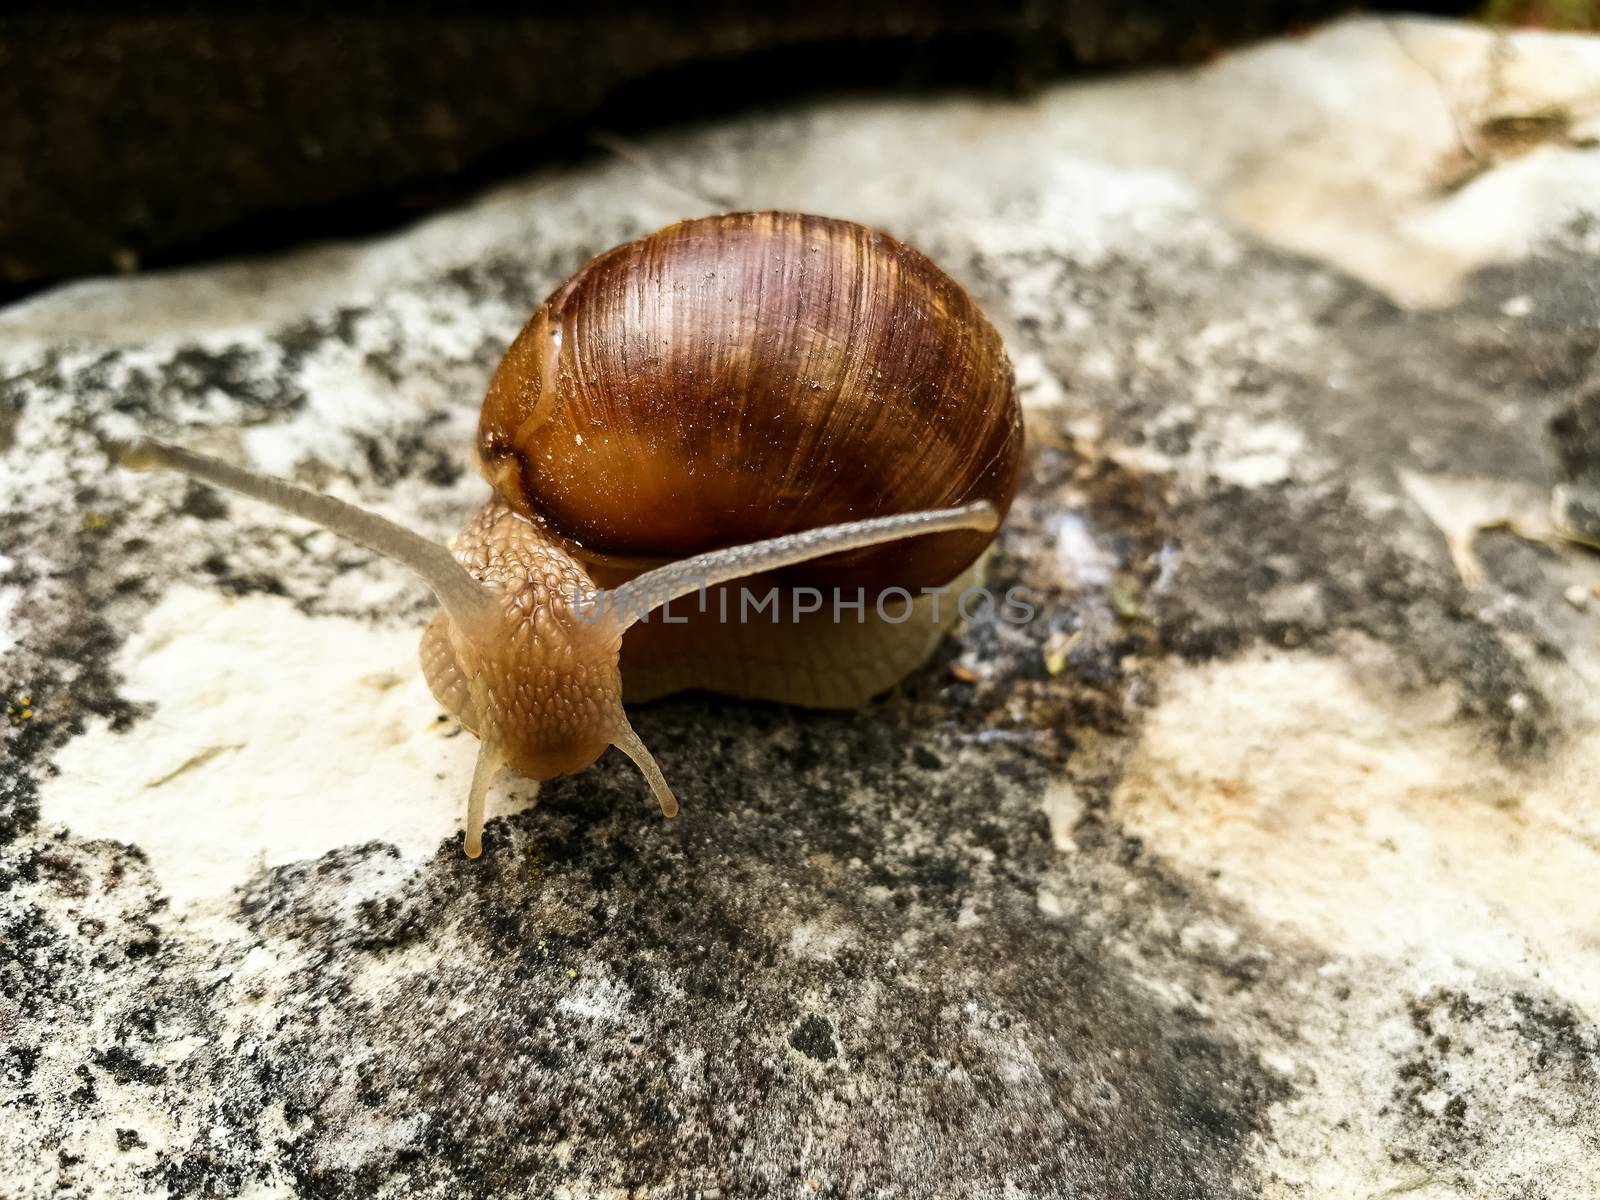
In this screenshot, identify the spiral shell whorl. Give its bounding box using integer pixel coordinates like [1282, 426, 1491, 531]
[478, 211, 1021, 593]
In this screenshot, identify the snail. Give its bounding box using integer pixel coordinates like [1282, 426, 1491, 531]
[123, 211, 1022, 856]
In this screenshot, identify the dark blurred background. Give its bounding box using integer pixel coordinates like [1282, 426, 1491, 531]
[5, 1, 1587, 298]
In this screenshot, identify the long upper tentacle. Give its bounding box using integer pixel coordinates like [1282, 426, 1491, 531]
[601, 501, 999, 632]
[120, 439, 501, 640]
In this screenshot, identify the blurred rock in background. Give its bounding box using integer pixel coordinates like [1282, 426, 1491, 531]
[1, 1, 1475, 290]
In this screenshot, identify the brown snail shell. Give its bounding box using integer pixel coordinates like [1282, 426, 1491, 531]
[477, 211, 1021, 593]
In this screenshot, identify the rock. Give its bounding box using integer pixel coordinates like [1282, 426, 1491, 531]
[3, 16, 1600, 1198]
[1551, 382, 1600, 484]
[0, 1, 1437, 289]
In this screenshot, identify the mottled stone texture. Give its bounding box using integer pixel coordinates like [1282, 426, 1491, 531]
[3, 17, 1600, 1200]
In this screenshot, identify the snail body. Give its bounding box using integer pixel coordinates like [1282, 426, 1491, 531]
[126, 212, 1021, 856]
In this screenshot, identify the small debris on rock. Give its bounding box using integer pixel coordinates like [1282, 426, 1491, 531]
[1043, 629, 1084, 675]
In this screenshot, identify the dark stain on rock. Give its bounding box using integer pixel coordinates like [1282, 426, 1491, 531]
[164, 343, 308, 420]
[0, 584, 152, 844]
[92, 1046, 168, 1087]
[176, 481, 229, 521]
[788, 1014, 839, 1062]
[237, 840, 432, 959]
[4, 1043, 41, 1088]
[1510, 989, 1600, 1074]
[353, 421, 464, 490]
[198, 551, 289, 598]
[1550, 379, 1600, 486]
[1384, 983, 1599, 1179]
